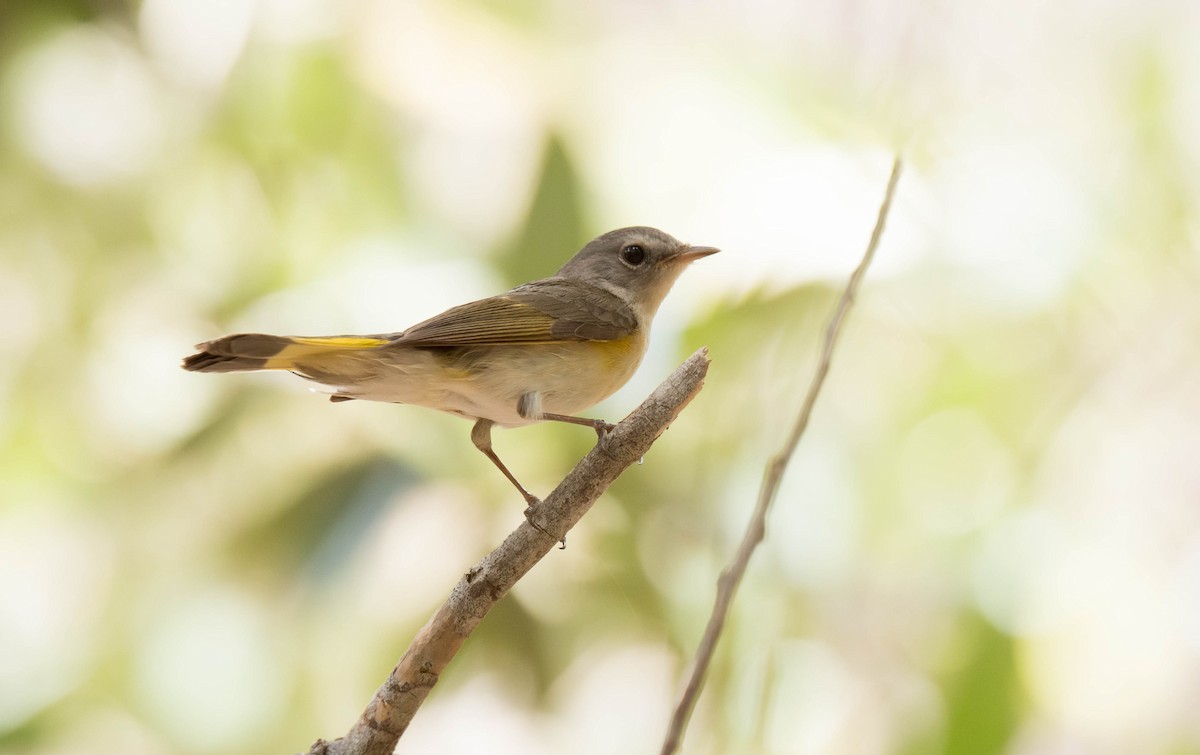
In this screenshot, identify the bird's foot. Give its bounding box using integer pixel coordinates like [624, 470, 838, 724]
[591, 419, 617, 440]
[524, 498, 566, 549]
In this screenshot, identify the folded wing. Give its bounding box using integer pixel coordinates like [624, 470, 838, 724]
[394, 279, 638, 346]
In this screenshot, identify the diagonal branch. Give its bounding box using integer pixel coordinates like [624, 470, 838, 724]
[660, 157, 903, 755]
[308, 348, 711, 755]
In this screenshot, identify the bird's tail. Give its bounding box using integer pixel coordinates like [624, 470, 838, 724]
[181, 334, 390, 373]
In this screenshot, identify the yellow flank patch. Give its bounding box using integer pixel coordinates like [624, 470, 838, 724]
[592, 334, 638, 369]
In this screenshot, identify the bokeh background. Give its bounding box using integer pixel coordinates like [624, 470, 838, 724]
[2, 0, 1200, 753]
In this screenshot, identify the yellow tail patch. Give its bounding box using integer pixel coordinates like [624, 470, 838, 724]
[290, 337, 390, 349]
[264, 336, 389, 369]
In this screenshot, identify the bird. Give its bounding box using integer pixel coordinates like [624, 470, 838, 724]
[183, 226, 718, 509]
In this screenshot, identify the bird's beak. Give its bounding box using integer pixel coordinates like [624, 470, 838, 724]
[671, 245, 721, 263]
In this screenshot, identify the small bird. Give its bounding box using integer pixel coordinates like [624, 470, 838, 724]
[183, 226, 718, 507]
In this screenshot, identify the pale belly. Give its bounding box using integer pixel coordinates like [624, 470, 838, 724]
[333, 335, 647, 426]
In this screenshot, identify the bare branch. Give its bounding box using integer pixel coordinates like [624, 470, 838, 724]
[660, 157, 903, 755]
[309, 348, 711, 755]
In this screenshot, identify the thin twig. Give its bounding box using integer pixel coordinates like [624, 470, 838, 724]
[660, 157, 903, 755]
[308, 349, 711, 755]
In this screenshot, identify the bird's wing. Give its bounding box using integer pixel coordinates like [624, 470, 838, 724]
[392, 278, 638, 346]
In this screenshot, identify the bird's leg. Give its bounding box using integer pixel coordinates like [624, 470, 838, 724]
[471, 418, 564, 547]
[541, 412, 638, 465]
[540, 412, 617, 441]
[471, 418, 537, 505]
[518, 390, 615, 440]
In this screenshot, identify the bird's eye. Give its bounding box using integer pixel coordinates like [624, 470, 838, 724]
[621, 244, 647, 266]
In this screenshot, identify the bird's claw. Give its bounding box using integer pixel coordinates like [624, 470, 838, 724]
[592, 419, 617, 441]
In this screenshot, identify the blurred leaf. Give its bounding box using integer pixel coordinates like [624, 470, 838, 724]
[496, 134, 587, 285]
[941, 614, 1019, 755]
[460, 593, 559, 697]
[0, 0, 101, 51]
[228, 456, 421, 586]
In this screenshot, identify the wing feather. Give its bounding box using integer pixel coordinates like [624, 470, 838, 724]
[393, 278, 637, 347]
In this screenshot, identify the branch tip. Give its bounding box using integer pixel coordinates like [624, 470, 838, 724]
[659, 155, 902, 755]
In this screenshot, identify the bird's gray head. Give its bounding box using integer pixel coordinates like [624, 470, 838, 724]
[555, 226, 719, 318]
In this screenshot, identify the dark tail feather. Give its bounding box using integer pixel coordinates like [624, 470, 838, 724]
[181, 333, 293, 373]
[181, 351, 270, 372]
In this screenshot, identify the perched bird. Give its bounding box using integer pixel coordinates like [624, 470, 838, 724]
[183, 226, 718, 507]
